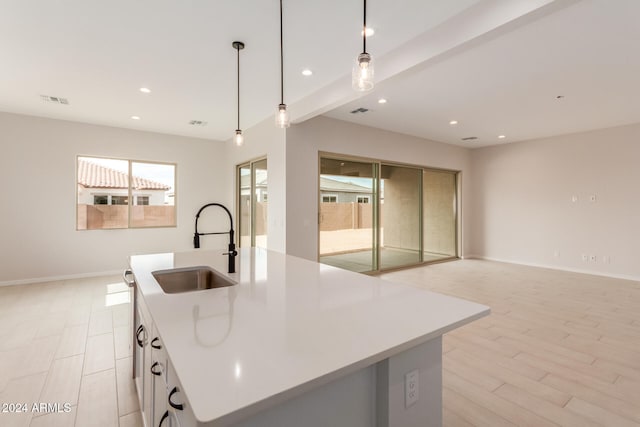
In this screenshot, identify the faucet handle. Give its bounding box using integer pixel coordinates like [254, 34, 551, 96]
[223, 250, 238, 256]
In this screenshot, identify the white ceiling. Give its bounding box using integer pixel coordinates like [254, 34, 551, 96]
[325, 0, 640, 147]
[0, 0, 479, 141]
[2, 0, 638, 147]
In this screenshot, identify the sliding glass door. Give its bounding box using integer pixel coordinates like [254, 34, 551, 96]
[238, 164, 251, 248]
[379, 164, 422, 269]
[237, 158, 268, 248]
[318, 154, 458, 273]
[423, 170, 457, 261]
[252, 159, 268, 248]
[319, 158, 378, 273]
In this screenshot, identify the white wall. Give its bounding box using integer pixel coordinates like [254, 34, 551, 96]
[285, 116, 472, 262]
[469, 123, 640, 280]
[223, 117, 287, 253]
[6, 110, 636, 284]
[0, 112, 227, 284]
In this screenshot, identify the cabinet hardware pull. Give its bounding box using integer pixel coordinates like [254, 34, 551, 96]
[168, 387, 184, 410]
[150, 362, 162, 376]
[151, 337, 162, 349]
[136, 325, 146, 347]
[123, 269, 136, 288]
[158, 410, 169, 426]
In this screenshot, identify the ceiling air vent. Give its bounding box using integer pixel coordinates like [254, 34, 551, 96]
[40, 95, 69, 105]
[350, 107, 369, 114]
[188, 120, 208, 126]
[461, 136, 478, 141]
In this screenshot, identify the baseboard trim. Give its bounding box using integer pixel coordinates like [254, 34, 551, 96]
[471, 256, 640, 282]
[0, 269, 123, 287]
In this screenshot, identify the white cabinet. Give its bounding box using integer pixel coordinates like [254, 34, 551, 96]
[134, 289, 194, 427]
[133, 306, 145, 404]
[134, 294, 153, 425]
[166, 360, 197, 427]
[151, 326, 169, 427]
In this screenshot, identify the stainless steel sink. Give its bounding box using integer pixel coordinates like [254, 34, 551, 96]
[152, 266, 236, 294]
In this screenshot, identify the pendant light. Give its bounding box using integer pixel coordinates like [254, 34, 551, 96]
[275, 0, 290, 128]
[353, 0, 374, 91]
[232, 41, 245, 146]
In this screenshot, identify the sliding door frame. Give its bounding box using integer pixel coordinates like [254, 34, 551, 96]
[236, 156, 267, 248]
[318, 151, 460, 274]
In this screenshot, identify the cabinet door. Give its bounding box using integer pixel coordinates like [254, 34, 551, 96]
[143, 323, 153, 424]
[153, 373, 168, 427]
[151, 326, 169, 427]
[134, 307, 146, 404]
[135, 295, 153, 426]
[166, 361, 198, 427]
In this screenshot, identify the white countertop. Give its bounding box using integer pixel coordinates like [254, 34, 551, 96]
[129, 248, 489, 425]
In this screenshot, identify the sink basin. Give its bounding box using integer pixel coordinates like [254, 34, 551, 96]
[152, 266, 236, 294]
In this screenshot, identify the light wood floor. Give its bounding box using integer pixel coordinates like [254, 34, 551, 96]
[381, 260, 640, 427]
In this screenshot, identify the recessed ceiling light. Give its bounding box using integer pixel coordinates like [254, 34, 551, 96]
[361, 28, 375, 37]
[131, 116, 141, 120]
[449, 120, 458, 125]
[378, 98, 387, 104]
[498, 135, 506, 139]
[139, 87, 151, 94]
[301, 69, 313, 76]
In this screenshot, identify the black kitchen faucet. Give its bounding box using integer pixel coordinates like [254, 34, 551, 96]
[193, 203, 237, 274]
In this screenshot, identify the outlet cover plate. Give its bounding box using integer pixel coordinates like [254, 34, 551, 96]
[405, 369, 419, 408]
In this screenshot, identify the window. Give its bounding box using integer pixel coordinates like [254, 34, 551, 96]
[112, 196, 129, 205]
[322, 195, 338, 203]
[77, 156, 176, 230]
[357, 196, 370, 203]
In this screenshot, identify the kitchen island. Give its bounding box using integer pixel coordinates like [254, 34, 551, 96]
[128, 248, 489, 427]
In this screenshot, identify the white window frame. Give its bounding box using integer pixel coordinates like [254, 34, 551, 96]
[77, 156, 176, 230]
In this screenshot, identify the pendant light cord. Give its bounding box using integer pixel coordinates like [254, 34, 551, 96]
[236, 45, 240, 129]
[280, 0, 284, 105]
[363, 0, 367, 53]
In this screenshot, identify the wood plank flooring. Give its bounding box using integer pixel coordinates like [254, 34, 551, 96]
[381, 260, 640, 427]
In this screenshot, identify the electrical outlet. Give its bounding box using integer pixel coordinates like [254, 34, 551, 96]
[553, 250, 560, 258]
[405, 369, 419, 408]
[581, 254, 588, 262]
[590, 255, 597, 263]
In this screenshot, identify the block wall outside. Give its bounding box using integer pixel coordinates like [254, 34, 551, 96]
[77, 204, 175, 229]
[320, 203, 372, 231]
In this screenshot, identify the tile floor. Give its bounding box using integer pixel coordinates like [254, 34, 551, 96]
[0, 275, 141, 427]
[320, 248, 451, 272]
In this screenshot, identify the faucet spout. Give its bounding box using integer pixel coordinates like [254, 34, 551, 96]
[193, 203, 238, 274]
